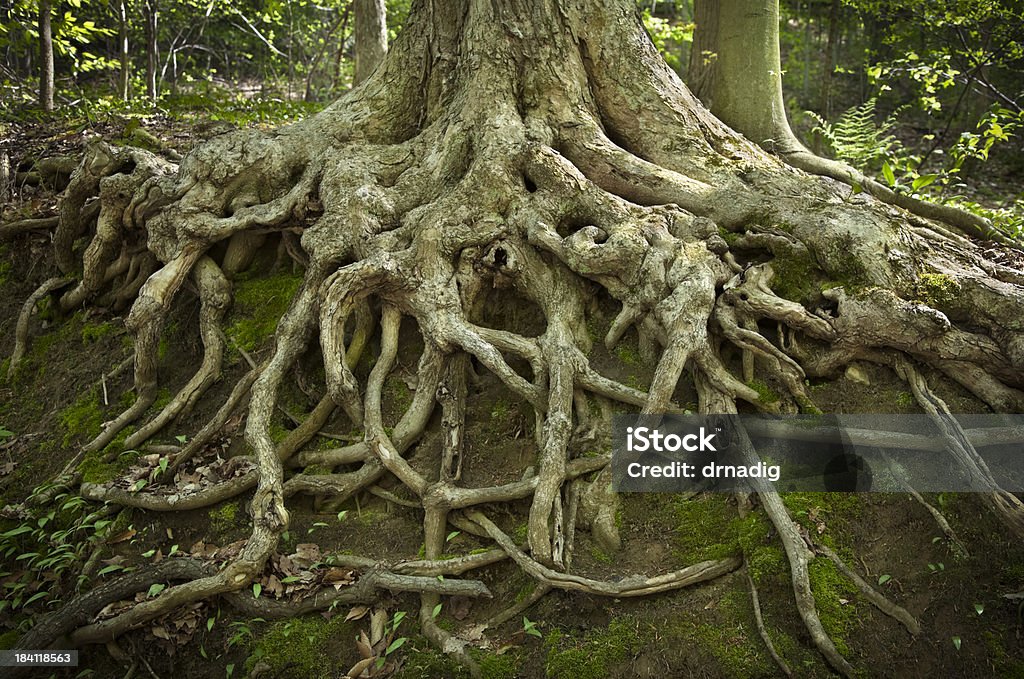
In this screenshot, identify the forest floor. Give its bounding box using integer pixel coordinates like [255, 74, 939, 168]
[1, 114, 1024, 679]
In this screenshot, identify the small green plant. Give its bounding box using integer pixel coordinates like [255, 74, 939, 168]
[522, 616, 542, 638]
[0, 482, 116, 613]
[807, 98, 906, 172]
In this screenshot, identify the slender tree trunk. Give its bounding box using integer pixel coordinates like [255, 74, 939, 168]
[818, 0, 840, 119]
[118, 0, 130, 102]
[39, 0, 54, 111]
[144, 0, 158, 99]
[353, 0, 387, 85]
[686, 0, 718, 105]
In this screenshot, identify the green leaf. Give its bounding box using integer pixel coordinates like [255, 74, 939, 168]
[952, 636, 961, 651]
[974, 603, 984, 615]
[2, 526, 34, 538]
[432, 603, 442, 618]
[207, 617, 216, 632]
[877, 574, 891, 586]
[385, 637, 408, 655]
[253, 583, 262, 598]
[881, 162, 896, 187]
[148, 583, 166, 597]
[97, 564, 124, 576]
[445, 531, 460, 543]
[25, 590, 49, 606]
[912, 174, 937, 191]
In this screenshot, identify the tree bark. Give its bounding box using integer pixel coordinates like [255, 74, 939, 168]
[353, 0, 387, 85]
[39, 0, 54, 111]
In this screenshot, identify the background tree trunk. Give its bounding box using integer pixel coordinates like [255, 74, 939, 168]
[710, 0, 793, 151]
[118, 0, 130, 102]
[353, 0, 387, 85]
[144, 0, 158, 99]
[686, 0, 718, 105]
[39, 0, 54, 111]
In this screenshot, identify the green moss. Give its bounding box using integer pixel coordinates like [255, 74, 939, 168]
[807, 559, 860, 656]
[545, 618, 641, 679]
[613, 341, 641, 367]
[781, 493, 860, 550]
[671, 590, 773, 677]
[81, 320, 118, 343]
[0, 629, 19, 649]
[672, 495, 741, 563]
[746, 379, 780, 405]
[590, 547, 614, 564]
[247, 615, 355, 679]
[471, 649, 519, 679]
[384, 378, 413, 412]
[511, 522, 528, 544]
[226, 271, 304, 352]
[895, 391, 915, 408]
[59, 388, 106, 446]
[916, 272, 961, 308]
[983, 630, 1024, 678]
[394, 639, 471, 679]
[0, 260, 12, 288]
[821, 235, 870, 290]
[771, 252, 819, 303]
[79, 445, 143, 484]
[209, 501, 241, 535]
[737, 513, 785, 584]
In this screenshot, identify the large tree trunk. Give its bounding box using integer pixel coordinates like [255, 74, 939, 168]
[12, 1, 1024, 676]
[353, 0, 387, 85]
[39, 0, 54, 111]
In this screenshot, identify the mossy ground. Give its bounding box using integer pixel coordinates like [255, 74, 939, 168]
[245, 615, 356, 679]
[225, 269, 304, 354]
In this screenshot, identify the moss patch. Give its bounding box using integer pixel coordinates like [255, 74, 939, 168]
[209, 500, 242, 535]
[746, 379, 780, 405]
[672, 495, 741, 563]
[226, 271, 304, 352]
[545, 617, 642, 679]
[807, 559, 860, 657]
[59, 388, 106, 447]
[394, 639, 471, 679]
[666, 589, 773, 677]
[246, 615, 355, 679]
[916, 272, 961, 308]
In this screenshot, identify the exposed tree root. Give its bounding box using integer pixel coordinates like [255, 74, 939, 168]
[8, 276, 72, 378]
[12, 0, 1024, 674]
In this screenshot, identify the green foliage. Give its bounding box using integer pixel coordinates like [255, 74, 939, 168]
[0, 482, 115, 615]
[642, 10, 693, 72]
